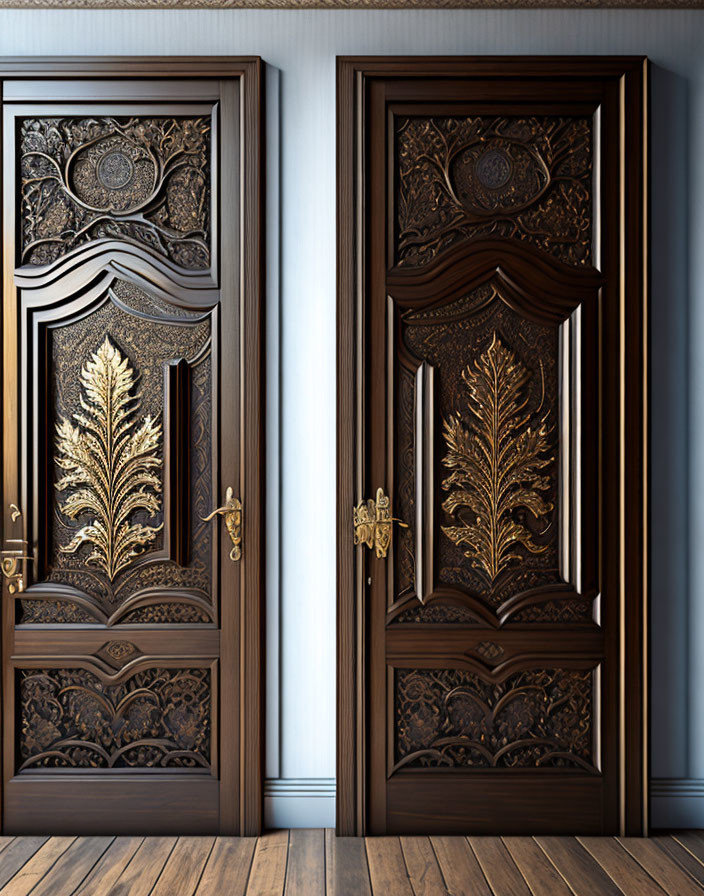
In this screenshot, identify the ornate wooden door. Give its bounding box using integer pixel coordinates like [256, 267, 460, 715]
[0, 59, 263, 835]
[337, 58, 647, 835]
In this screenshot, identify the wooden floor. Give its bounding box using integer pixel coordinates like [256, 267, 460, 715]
[0, 830, 703, 895]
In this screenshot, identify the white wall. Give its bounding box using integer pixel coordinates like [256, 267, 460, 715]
[1, 7, 702, 828]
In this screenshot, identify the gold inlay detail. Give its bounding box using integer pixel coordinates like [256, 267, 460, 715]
[441, 332, 553, 583]
[55, 336, 163, 580]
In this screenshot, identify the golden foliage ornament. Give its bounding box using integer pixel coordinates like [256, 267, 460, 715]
[441, 332, 553, 585]
[55, 336, 163, 580]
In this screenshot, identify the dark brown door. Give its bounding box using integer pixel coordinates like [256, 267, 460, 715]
[0, 59, 263, 835]
[337, 57, 647, 836]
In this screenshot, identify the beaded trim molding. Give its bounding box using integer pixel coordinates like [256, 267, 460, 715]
[0, 0, 700, 8]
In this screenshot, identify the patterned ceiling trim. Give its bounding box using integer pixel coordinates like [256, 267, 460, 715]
[0, 0, 700, 7]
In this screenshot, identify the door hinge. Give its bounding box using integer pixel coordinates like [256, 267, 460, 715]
[353, 487, 407, 559]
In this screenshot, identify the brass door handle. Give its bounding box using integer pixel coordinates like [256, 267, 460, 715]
[2, 505, 33, 593]
[353, 487, 407, 559]
[202, 487, 242, 561]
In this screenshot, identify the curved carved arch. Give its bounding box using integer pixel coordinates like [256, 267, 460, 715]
[388, 237, 603, 322]
[18, 242, 219, 309]
[390, 653, 599, 684]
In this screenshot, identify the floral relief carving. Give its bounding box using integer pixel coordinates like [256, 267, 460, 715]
[396, 115, 592, 268]
[19, 667, 211, 770]
[20, 116, 211, 268]
[395, 667, 593, 770]
[473, 641, 504, 661]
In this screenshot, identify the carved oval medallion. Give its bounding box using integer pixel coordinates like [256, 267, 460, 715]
[450, 139, 549, 216]
[69, 133, 158, 213]
[96, 150, 135, 190]
[475, 149, 512, 190]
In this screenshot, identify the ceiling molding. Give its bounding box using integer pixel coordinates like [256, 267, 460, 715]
[0, 0, 700, 8]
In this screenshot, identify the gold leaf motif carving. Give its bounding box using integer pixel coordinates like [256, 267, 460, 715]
[441, 332, 553, 585]
[55, 336, 163, 580]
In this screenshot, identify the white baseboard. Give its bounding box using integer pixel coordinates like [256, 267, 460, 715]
[264, 778, 336, 829]
[651, 779, 704, 828]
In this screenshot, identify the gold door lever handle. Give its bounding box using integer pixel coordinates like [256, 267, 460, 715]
[202, 487, 242, 561]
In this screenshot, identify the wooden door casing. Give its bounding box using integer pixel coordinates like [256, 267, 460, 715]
[0, 59, 263, 835]
[337, 57, 647, 836]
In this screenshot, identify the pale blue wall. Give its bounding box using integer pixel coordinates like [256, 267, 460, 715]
[1, 7, 701, 827]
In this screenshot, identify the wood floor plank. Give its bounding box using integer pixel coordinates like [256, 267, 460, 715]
[469, 837, 532, 896]
[246, 830, 289, 896]
[400, 837, 448, 896]
[659, 834, 704, 885]
[0, 841, 15, 859]
[535, 837, 622, 896]
[579, 837, 667, 895]
[0, 838, 74, 896]
[365, 837, 414, 896]
[150, 837, 215, 896]
[196, 837, 257, 896]
[674, 831, 704, 865]
[430, 837, 491, 896]
[0, 838, 49, 891]
[325, 830, 372, 896]
[619, 837, 704, 894]
[74, 837, 144, 896]
[106, 837, 177, 896]
[283, 829, 324, 896]
[502, 837, 573, 896]
[29, 837, 113, 896]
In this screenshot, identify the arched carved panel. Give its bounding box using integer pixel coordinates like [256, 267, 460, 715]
[20, 277, 215, 625]
[391, 276, 596, 624]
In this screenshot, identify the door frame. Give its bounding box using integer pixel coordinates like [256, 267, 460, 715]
[336, 55, 648, 836]
[0, 57, 264, 835]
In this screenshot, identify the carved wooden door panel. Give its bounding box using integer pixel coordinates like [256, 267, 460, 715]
[337, 58, 647, 835]
[0, 61, 263, 835]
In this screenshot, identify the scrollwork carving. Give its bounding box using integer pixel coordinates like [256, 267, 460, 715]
[19, 666, 211, 770]
[395, 667, 593, 770]
[20, 116, 211, 269]
[396, 115, 592, 268]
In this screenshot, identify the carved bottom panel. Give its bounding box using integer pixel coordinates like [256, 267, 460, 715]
[394, 667, 594, 772]
[19, 666, 212, 772]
